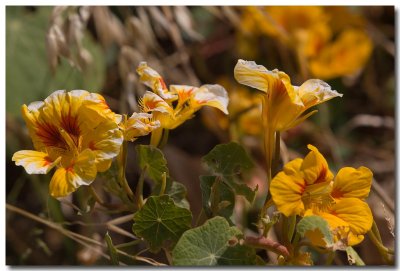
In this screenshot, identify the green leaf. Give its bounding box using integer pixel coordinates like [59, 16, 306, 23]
[132, 195, 192, 252]
[105, 232, 119, 265]
[346, 246, 365, 266]
[296, 216, 333, 247]
[200, 143, 257, 222]
[200, 176, 234, 222]
[229, 181, 258, 203]
[136, 145, 170, 192]
[172, 216, 257, 266]
[202, 142, 254, 176]
[166, 181, 190, 209]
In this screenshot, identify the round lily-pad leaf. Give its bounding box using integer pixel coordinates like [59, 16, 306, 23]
[132, 195, 192, 252]
[172, 216, 256, 266]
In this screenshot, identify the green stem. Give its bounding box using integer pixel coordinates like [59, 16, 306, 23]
[136, 165, 148, 209]
[367, 230, 393, 263]
[150, 128, 169, 149]
[260, 115, 280, 227]
[115, 240, 142, 249]
[195, 209, 205, 227]
[371, 219, 383, 244]
[272, 131, 281, 178]
[158, 129, 169, 149]
[210, 176, 222, 216]
[281, 215, 296, 246]
[89, 185, 105, 206]
[117, 141, 135, 203]
[88, 185, 123, 209]
[287, 215, 296, 243]
[150, 128, 164, 147]
[292, 232, 301, 247]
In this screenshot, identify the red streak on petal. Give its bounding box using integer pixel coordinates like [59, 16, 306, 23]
[315, 167, 327, 184]
[145, 100, 159, 110]
[159, 78, 167, 90]
[61, 109, 80, 137]
[88, 141, 97, 150]
[36, 122, 65, 148]
[330, 189, 343, 199]
[42, 156, 53, 167]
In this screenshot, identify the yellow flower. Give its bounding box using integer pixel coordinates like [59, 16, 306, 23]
[239, 6, 331, 58]
[203, 77, 262, 137]
[12, 90, 123, 198]
[309, 29, 373, 80]
[270, 145, 373, 246]
[238, 7, 373, 80]
[234, 59, 342, 132]
[137, 62, 229, 131]
[136, 62, 177, 101]
[119, 112, 161, 142]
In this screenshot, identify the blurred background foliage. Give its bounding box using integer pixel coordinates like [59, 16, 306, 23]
[6, 6, 394, 265]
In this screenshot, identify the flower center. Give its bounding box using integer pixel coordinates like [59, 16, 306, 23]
[301, 181, 334, 213]
[36, 112, 81, 154]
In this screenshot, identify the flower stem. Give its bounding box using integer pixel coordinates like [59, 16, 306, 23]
[89, 185, 105, 206]
[117, 141, 135, 203]
[367, 229, 394, 263]
[159, 129, 170, 149]
[260, 100, 281, 230]
[136, 165, 148, 209]
[272, 131, 281, 177]
[150, 128, 164, 147]
[150, 128, 169, 148]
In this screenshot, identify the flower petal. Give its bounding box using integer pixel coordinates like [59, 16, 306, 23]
[170, 85, 197, 106]
[331, 166, 373, 200]
[310, 29, 372, 80]
[234, 59, 286, 94]
[301, 145, 333, 185]
[267, 85, 304, 131]
[49, 167, 77, 198]
[139, 91, 173, 114]
[329, 198, 373, 236]
[136, 62, 177, 101]
[297, 79, 342, 109]
[49, 149, 97, 198]
[82, 120, 123, 172]
[12, 150, 60, 174]
[72, 149, 98, 185]
[81, 92, 120, 126]
[122, 112, 160, 141]
[192, 84, 229, 114]
[282, 158, 303, 175]
[270, 159, 306, 216]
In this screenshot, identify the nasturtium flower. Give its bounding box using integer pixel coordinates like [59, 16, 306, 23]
[205, 77, 262, 136]
[137, 62, 229, 130]
[137, 62, 177, 101]
[238, 7, 373, 80]
[242, 6, 331, 56]
[234, 59, 342, 132]
[309, 29, 373, 80]
[270, 145, 373, 246]
[119, 112, 160, 142]
[12, 90, 123, 198]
